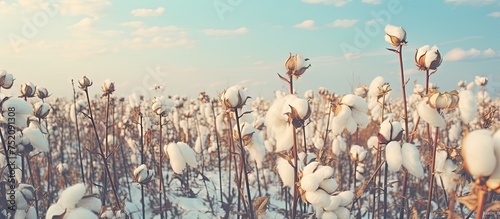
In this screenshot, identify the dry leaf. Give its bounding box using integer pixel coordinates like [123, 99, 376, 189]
[485, 201, 500, 212]
[457, 193, 478, 211]
[253, 196, 269, 217]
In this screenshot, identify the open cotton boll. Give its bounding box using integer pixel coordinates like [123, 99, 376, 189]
[194, 135, 206, 153]
[367, 136, 378, 152]
[57, 183, 86, 209]
[333, 105, 351, 127]
[319, 178, 338, 194]
[345, 117, 357, 134]
[224, 85, 245, 107]
[434, 150, 448, 173]
[305, 190, 331, 208]
[76, 195, 102, 213]
[458, 90, 477, 124]
[448, 123, 461, 142]
[385, 141, 402, 171]
[315, 206, 325, 218]
[462, 130, 496, 178]
[352, 109, 368, 129]
[350, 145, 367, 162]
[265, 95, 294, 152]
[300, 173, 323, 192]
[402, 143, 424, 178]
[298, 152, 316, 165]
[322, 211, 338, 219]
[22, 126, 49, 152]
[302, 161, 320, 176]
[315, 165, 334, 179]
[368, 76, 385, 99]
[290, 98, 310, 119]
[277, 157, 295, 188]
[46, 204, 65, 219]
[417, 99, 445, 128]
[436, 159, 460, 192]
[324, 196, 341, 211]
[165, 143, 187, 174]
[337, 191, 354, 206]
[486, 130, 500, 191]
[247, 138, 266, 168]
[177, 142, 198, 168]
[65, 207, 98, 219]
[333, 207, 350, 219]
[341, 94, 368, 112]
[313, 136, 325, 150]
[379, 120, 402, 142]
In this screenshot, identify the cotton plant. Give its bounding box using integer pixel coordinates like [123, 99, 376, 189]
[232, 122, 266, 168]
[298, 161, 354, 219]
[350, 145, 367, 181]
[264, 95, 300, 152]
[434, 150, 460, 193]
[164, 142, 198, 174]
[367, 76, 390, 122]
[330, 94, 369, 137]
[46, 183, 101, 219]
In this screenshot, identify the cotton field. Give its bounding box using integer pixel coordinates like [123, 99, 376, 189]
[1, 24, 499, 219]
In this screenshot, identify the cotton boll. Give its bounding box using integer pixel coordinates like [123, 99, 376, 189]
[46, 204, 65, 219]
[247, 138, 266, 168]
[15, 191, 29, 210]
[322, 211, 338, 219]
[333, 105, 352, 128]
[448, 123, 462, 142]
[434, 150, 448, 173]
[386, 141, 402, 172]
[436, 159, 460, 192]
[315, 206, 325, 218]
[345, 117, 357, 134]
[367, 136, 378, 153]
[305, 190, 331, 208]
[337, 191, 354, 206]
[417, 99, 445, 128]
[341, 94, 368, 112]
[300, 173, 323, 192]
[462, 130, 496, 178]
[302, 161, 320, 176]
[277, 157, 295, 188]
[458, 90, 478, 124]
[166, 143, 186, 174]
[324, 195, 341, 211]
[402, 143, 424, 178]
[57, 183, 86, 209]
[77, 195, 102, 213]
[313, 136, 325, 150]
[22, 125, 49, 152]
[333, 207, 350, 219]
[332, 136, 346, 156]
[379, 120, 403, 142]
[315, 165, 334, 179]
[319, 178, 338, 194]
[368, 76, 385, 99]
[290, 98, 311, 119]
[352, 109, 368, 129]
[177, 142, 198, 168]
[486, 130, 500, 191]
[65, 207, 98, 219]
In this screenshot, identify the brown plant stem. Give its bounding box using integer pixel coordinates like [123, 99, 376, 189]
[158, 114, 164, 219]
[425, 127, 439, 219]
[234, 108, 254, 219]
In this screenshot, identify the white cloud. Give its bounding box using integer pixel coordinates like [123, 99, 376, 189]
[100, 30, 124, 37]
[362, 0, 382, 4]
[121, 21, 145, 28]
[294, 20, 316, 29]
[123, 37, 195, 49]
[487, 11, 500, 17]
[0, 2, 16, 14]
[67, 17, 98, 30]
[331, 19, 357, 28]
[60, 0, 111, 16]
[203, 27, 249, 36]
[131, 7, 165, 17]
[302, 0, 353, 7]
[404, 69, 421, 75]
[132, 26, 179, 36]
[444, 0, 496, 5]
[444, 48, 496, 61]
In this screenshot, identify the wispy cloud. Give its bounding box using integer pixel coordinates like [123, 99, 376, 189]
[330, 19, 357, 28]
[362, 0, 382, 4]
[294, 20, 316, 29]
[366, 18, 384, 25]
[203, 27, 248, 36]
[60, 0, 112, 16]
[487, 11, 500, 17]
[440, 36, 484, 45]
[444, 47, 496, 61]
[121, 21, 145, 28]
[302, 0, 353, 7]
[444, 0, 496, 6]
[131, 7, 165, 17]
[132, 26, 179, 36]
[67, 17, 98, 30]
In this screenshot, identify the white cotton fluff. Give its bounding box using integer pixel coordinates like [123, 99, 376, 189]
[337, 191, 354, 206]
[277, 157, 295, 188]
[333, 105, 352, 128]
[315, 206, 325, 218]
[436, 159, 459, 192]
[46, 204, 65, 219]
[57, 183, 86, 209]
[458, 90, 478, 124]
[434, 150, 448, 173]
[165, 143, 186, 174]
[306, 190, 331, 208]
[352, 109, 369, 129]
[332, 136, 346, 156]
[76, 195, 101, 213]
[385, 141, 402, 171]
[345, 117, 357, 134]
[324, 195, 341, 211]
[265, 95, 295, 152]
[290, 98, 310, 119]
[322, 211, 338, 219]
[302, 161, 320, 176]
[379, 120, 402, 142]
[368, 76, 385, 99]
[301, 173, 323, 192]
[448, 123, 461, 142]
[247, 133, 266, 168]
[177, 142, 198, 168]
[462, 130, 496, 178]
[315, 165, 334, 179]
[350, 145, 367, 162]
[133, 164, 152, 182]
[224, 85, 245, 108]
[15, 191, 29, 210]
[402, 143, 424, 178]
[22, 125, 49, 152]
[319, 178, 338, 194]
[486, 130, 500, 191]
[1, 98, 32, 129]
[194, 135, 205, 154]
[367, 135, 378, 152]
[313, 136, 325, 150]
[342, 94, 368, 112]
[417, 99, 445, 128]
[334, 207, 350, 219]
[65, 207, 98, 219]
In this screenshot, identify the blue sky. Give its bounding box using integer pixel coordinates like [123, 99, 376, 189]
[0, 0, 499, 99]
